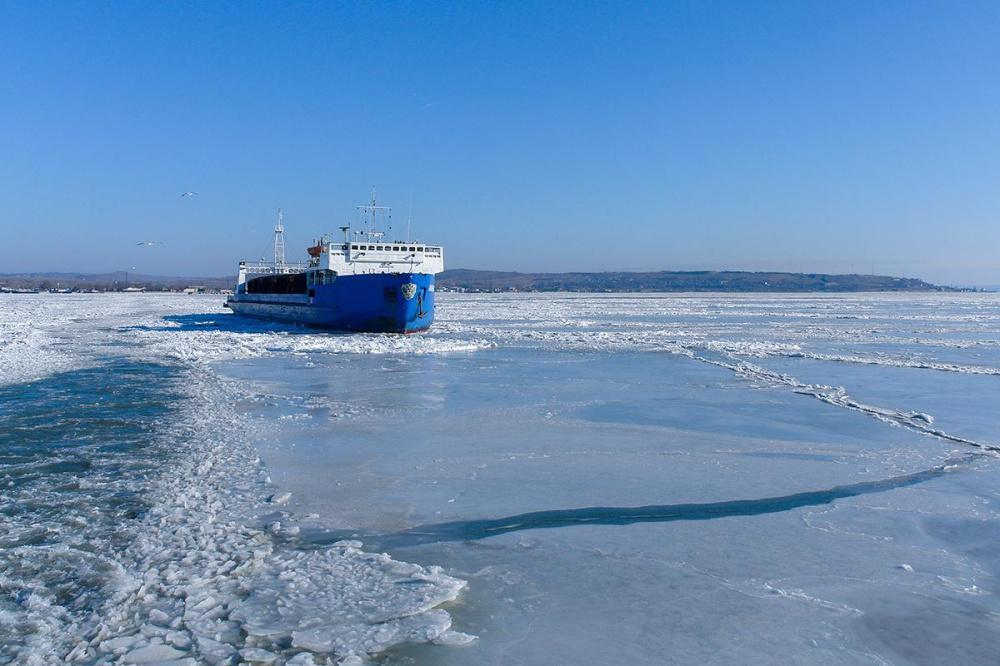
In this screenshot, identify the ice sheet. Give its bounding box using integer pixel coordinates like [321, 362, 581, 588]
[220, 292, 1000, 665]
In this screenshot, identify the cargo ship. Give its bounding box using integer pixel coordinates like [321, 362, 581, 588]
[226, 192, 444, 333]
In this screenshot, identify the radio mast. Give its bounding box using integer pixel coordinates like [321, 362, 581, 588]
[356, 187, 391, 241]
[274, 208, 285, 268]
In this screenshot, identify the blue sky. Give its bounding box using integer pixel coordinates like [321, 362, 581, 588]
[1, 1, 998, 284]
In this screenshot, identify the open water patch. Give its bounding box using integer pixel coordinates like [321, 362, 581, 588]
[0, 360, 181, 661]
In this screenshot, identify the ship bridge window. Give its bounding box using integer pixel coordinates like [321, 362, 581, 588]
[417, 247, 424, 252]
[377, 246, 384, 251]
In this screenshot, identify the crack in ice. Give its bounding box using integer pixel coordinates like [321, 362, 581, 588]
[330, 458, 972, 549]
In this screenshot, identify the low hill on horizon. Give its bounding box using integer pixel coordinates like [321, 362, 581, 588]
[0, 272, 234, 291]
[436, 269, 958, 292]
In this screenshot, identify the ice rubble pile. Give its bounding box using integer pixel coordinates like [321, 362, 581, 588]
[57, 370, 471, 665]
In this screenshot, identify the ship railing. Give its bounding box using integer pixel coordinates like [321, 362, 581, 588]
[240, 261, 310, 276]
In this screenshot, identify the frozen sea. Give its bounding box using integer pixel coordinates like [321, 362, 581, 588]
[1, 291, 999, 665]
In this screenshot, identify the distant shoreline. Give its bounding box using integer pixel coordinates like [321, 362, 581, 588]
[436, 269, 975, 293]
[0, 269, 986, 294]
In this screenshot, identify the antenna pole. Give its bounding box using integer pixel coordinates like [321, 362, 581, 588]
[407, 192, 413, 242]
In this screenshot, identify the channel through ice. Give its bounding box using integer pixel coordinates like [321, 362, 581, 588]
[1, 291, 999, 664]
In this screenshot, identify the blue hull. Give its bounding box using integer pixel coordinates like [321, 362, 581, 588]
[227, 273, 435, 333]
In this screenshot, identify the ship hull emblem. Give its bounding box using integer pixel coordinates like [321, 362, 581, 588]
[401, 283, 417, 300]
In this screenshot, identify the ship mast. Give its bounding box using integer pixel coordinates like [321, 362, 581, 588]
[356, 187, 391, 242]
[273, 208, 285, 268]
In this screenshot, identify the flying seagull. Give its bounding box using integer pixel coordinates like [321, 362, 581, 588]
[136, 241, 165, 246]
[180, 191, 198, 197]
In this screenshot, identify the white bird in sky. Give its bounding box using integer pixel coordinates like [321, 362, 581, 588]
[180, 191, 198, 197]
[136, 241, 164, 246]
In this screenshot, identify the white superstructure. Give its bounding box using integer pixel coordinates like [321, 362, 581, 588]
[235, 191, 444, 290]
[316, 241, 444, 275]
